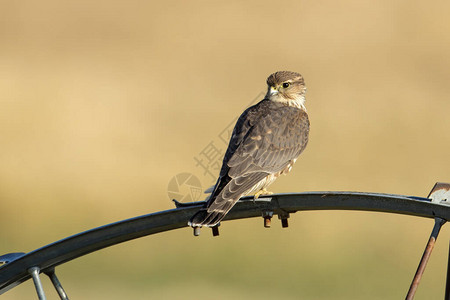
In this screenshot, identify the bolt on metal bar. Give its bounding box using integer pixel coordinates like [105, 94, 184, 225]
[44, 269, 69, 300]
[193, 227, 201, 236]
[278, 211, 290, 228]
[28, 267, 46, 300]
[406, 217, 446, 300]
[262, 210, 273, 228]
[211, 223, 220, 236]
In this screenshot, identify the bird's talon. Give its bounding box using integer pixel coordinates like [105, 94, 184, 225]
[254, 188, 273, 200]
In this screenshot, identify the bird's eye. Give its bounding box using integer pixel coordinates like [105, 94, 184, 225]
[282, 82, 290, 88]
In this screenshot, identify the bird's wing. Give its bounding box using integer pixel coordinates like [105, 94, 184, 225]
[204, 100, 271, 202]
[227, 105, 309, 176]
[205, 103, 309, 215]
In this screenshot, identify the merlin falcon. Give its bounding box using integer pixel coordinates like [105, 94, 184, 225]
[189, 71, 309, 228]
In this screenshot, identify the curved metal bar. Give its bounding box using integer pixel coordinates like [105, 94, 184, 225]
[1, 191, 449, 294]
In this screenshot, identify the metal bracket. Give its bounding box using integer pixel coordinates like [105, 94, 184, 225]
[428, 182, 450, 205]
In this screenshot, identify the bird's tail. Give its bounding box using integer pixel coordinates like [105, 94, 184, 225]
[188, 208, 227, 228]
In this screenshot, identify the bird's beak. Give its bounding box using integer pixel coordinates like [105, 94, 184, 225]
[269, 86, 278, 95]
[265, 86, 279, 100]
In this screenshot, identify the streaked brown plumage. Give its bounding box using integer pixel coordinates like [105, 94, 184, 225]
[189, 71, 309, 227]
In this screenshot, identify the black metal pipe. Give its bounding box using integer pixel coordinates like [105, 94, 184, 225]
[1, 191, 449, 295]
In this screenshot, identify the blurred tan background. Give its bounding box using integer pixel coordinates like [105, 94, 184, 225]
[1, 0, 450, 299]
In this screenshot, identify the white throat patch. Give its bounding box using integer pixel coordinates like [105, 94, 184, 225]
[269, 94, 306, 111]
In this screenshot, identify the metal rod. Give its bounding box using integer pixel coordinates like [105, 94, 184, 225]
[445, 240, 450, 300]
[28, 267, 46, 300]
[44, 269, 69, 300]
[406, 217, 446, 300]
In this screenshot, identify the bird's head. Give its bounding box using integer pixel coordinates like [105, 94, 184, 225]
[265, 71, 306, 110]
